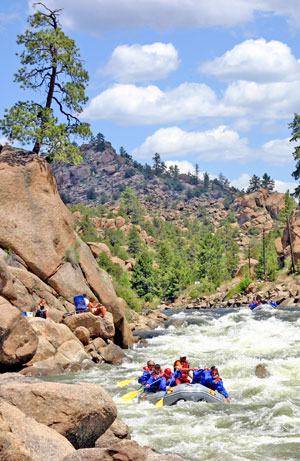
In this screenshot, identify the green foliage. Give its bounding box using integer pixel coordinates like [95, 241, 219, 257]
[226, 277, 252, 299]
[261, 173, 275, 191]
[124, 167, 136, 178]
[86, 187, 97, 200]
[120, 187, 144, 224]
[119, 146, 132, 160]
[189, 280, 215, 298]
[97, 252, 123, 281]
[0, 4, 91, 161]
[203, 172, 209, 189]
[247, 175, 261, 193]
[64, 241, 80, 266]
[278, 191, 297, 223]
[238, 277, 252, 295]
[127, 226, 144, 257]
[131, 251, 160, 297]
[90, 132, 105, 152]
[289, 113, 300, 197]
[295, 259, 300, 275]
[255, 232, 279, 281]
[115, 285, 142, 312]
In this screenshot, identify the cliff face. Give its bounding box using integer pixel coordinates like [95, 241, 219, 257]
[0, 145, 133, 350]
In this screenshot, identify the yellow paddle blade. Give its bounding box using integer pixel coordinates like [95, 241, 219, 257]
[121, 388, 143, 402]
[117, 378, 136, 387]
[155, 398, 164, 407]
[209, 389, 216, 395]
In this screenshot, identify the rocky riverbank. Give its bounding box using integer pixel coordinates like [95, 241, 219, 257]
[159, 277, 300, 310]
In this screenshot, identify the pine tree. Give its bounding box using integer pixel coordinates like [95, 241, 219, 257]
[255, 232, 278, 281]
[247, 175, 261, 193]
[203, 172, 209, 190]
[91, 133, 105, 152]
[289, 113, 300, 197]
[0, 3, 91, 163]
[120, 187, 144, 224]
[127, 226, 144, 257]
[260, 173, 275, 191]
[131, 252, 159, 297]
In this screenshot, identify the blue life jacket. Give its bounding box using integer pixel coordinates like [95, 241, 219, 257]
[145, 375, 164, 392]
[138, 370, 152, 384]
[269, 302, 278, 308]
[74, 295, 89, 313]
[192, 369, 205, 384]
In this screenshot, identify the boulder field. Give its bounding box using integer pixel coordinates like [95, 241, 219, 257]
[0, 374, 184, 460]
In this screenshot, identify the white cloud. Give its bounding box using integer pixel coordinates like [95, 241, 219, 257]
[200, 39, 300, 83]
[261, 138, 294, 164]
[230, 173, 297, 193]
[274, 179, 297, 193]
[103, 43, 179, 83]
[223, 80, 300, 120]
[165, 160, 196, 175]
[82, 83, 224, 124]
[131, 125, 249, 161]
[0, 137, 11, 146]
[230, 173, 251, 190]
[30, 1, 300, 33]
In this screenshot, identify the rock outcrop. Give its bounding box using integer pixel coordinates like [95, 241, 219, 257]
[0, 373, 184, 460]
[0, 145, 133, 354]
[0, 373, 117, 449]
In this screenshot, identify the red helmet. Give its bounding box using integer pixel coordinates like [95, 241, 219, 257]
[164, 368, 172, 375]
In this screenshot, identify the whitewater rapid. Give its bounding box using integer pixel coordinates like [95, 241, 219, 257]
[57, 307, 300, 460]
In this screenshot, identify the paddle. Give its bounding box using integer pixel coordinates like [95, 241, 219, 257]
[155, 375, 175, 407]
[121, 385, 144, 402]
[117, 377, 138, 387]
[121, 377, 162, 402]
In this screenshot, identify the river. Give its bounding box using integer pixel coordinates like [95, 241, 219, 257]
[54, 306, 300, 461]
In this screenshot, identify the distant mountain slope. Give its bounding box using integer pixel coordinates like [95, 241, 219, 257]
[51, 141, 238, 215]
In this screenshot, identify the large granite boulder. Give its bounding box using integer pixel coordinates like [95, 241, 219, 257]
[0, 302, 38, 371]
[0, 146, 133, 349]
[0, 374, 117, 449]
[95, 419, 131, 448]
[62, 440, 185, 461]
[20, 318, 90, 375]
[0, 146, 75, 280]
[0, 258, 15, 300]
[0, 400, 75, 461]
[62, 311, 115, 339]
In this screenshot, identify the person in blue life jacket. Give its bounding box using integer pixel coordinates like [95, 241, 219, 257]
[138, 360, 155, 385]
[192, 366, 230, 402]
[162, 368, 181, 388]
[145, 364, 165, 392]
[249, 299, 261, 310]
[269, 301, 278, 308]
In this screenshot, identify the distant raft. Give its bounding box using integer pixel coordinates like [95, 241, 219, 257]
[139, 383, 224, 406]
[249, 301, 278, 310]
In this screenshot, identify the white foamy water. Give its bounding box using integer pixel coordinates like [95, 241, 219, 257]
[53, 307, 300, 460]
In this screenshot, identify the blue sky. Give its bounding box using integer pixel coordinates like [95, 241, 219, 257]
[2, 1, 300, 192]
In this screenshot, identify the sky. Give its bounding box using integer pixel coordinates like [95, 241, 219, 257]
[1, 1, 300, 192]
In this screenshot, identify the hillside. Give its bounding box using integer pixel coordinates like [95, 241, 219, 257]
[51, 141, 238, 216]
[51, 140, 300, 308]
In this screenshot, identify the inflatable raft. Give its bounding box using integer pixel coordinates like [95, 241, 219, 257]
[139, 383, 224, 405]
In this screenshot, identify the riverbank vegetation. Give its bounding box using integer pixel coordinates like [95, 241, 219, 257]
[68, 185, 296, 310]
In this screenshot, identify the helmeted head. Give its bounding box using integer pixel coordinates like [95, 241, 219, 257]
[164, 368, 172, 377]
[180, 356, 186, 361]
[154, 364, 161, 371]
